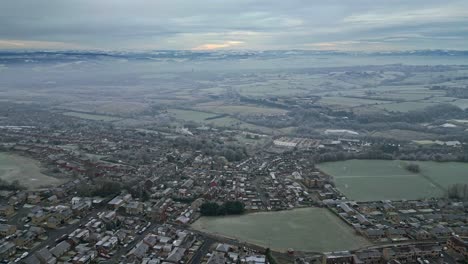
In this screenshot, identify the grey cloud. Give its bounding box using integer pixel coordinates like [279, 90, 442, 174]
[0, 0, 467, 50]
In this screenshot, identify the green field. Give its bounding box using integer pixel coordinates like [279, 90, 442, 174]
[375, 102, 438, 112]
[195, 104, 288, 115]
[317, 160, 468, 201]
[319, 97, 389, 107]
[191, 207, 371, 252]
[168, 109, 277, 134]
[62, 111, 122, 121]
[450, 99, 468, 110]
[0, 152, 65, 190]
[167, 109, 217, 123]
[371, 129, 438, 140]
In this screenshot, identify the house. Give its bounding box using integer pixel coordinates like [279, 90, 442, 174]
[364, 229, 385, 239]
[322, 251, 360, 264]
[108, 196, 124, 209]
[8, 192, 27, 206]
[53, 207, 73, 223]
[50, 241, 71, 259]
[27, 194, 42, 204]
[125, 201, 144, 215]
[47, 195, 59, 204]
[127, 242, 149, 261]
[143, 235, 158, 247]
[356, 214, 371, 226]
[355, 250, 382, 264]
[207, 251, 227, 264]
[429, 225, 452, 238]
[383, 245, 441, 263]
[166, 247, 186, 263]
[215, 243, 232, 253]
[15, 231, 38, 248]
[35, 247, 56, 264]
[0, 224, 17, 237]
[447, 236, 468, 258]
[407, 230, 432, 240]
[269, 198, 282, 207]
[302, 175, 326, 188]
[385, 228, 407, 238]
[339, 202, 355, 215]
[0, 204, 14, 217]
[46, 216, 61, 229]
[245, 255, 267, 264]
[0, 242, 16, 259]
[382, 247, 415, 263]
[31, 210, 48, 225]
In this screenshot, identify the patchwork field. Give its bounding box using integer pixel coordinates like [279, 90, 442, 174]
[62, 111, 122, 121]
[319, 97, 389, 107]
[317, 160, 468, 201]
[195, 104, 288, 116]
[167, 109, 277, 134]
[374, 102, 438, 112]
[191, 207, 371, 252]
[59, 101, 150, 115]
[371, 129, 438, 140]
[0, 152, 65, 190]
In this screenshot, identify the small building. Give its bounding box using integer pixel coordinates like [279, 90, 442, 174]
[447, 236, 468, 259]
[0, 242, 16, 259]
[125, 202, 144, 215]
[0, 224, 17, 237]
[322, 251, 360, 264]
[27, 194, 42, 204]
[50, 241, 71, 259]
[0, 204, 14, 217]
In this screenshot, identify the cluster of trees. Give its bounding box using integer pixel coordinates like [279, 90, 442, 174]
[0, 179, 25, 191]
[357, 104, 466, 124]
[76, 180, 123, 197]
[200, 201, 245, 216]
[405, 163, 420, 173]
[265, 248, 278, 264]
[76, 179, 150, 200]
[446, 184, 468, 201]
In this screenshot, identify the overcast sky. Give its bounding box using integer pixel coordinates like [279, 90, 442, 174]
[1, 0, 467, 51]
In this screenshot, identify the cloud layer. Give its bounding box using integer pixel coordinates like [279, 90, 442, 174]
[0, 0, 467, 50]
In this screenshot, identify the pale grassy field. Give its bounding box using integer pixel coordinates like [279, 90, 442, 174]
[192, 207, 371, 252]
[0, 152, 65, 190]
[167, 109, 277, 134]
[62, 111, 122, 121]
[318, 159, 468, 201]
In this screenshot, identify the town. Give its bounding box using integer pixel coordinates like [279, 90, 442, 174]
[0, 99, 467, 264]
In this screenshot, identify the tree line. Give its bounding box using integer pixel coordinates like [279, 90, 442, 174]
[200, 201, 245, 216]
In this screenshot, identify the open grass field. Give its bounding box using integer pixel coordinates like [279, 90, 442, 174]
[168, 109, 277, 134]
[167, 109, 217, 123]
[319, 97, 389, 107]
[450, 99, 468, 110]
[317, 159, 468, 201]
[59, 101, 150, 115]
[62, 111, 122, 121]
[0, 152, 65, 190]
[191, 207, 371, 252]
[195, 104, 288, 116]
[374, 102, 438, 112]
[371, 129, 438, 140]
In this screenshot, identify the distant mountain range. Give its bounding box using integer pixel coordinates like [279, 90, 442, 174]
[1, 50, 467, 64]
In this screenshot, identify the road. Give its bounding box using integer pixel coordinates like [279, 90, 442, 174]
[187, 237, 214, 264]
[104, 222, 157, 263]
